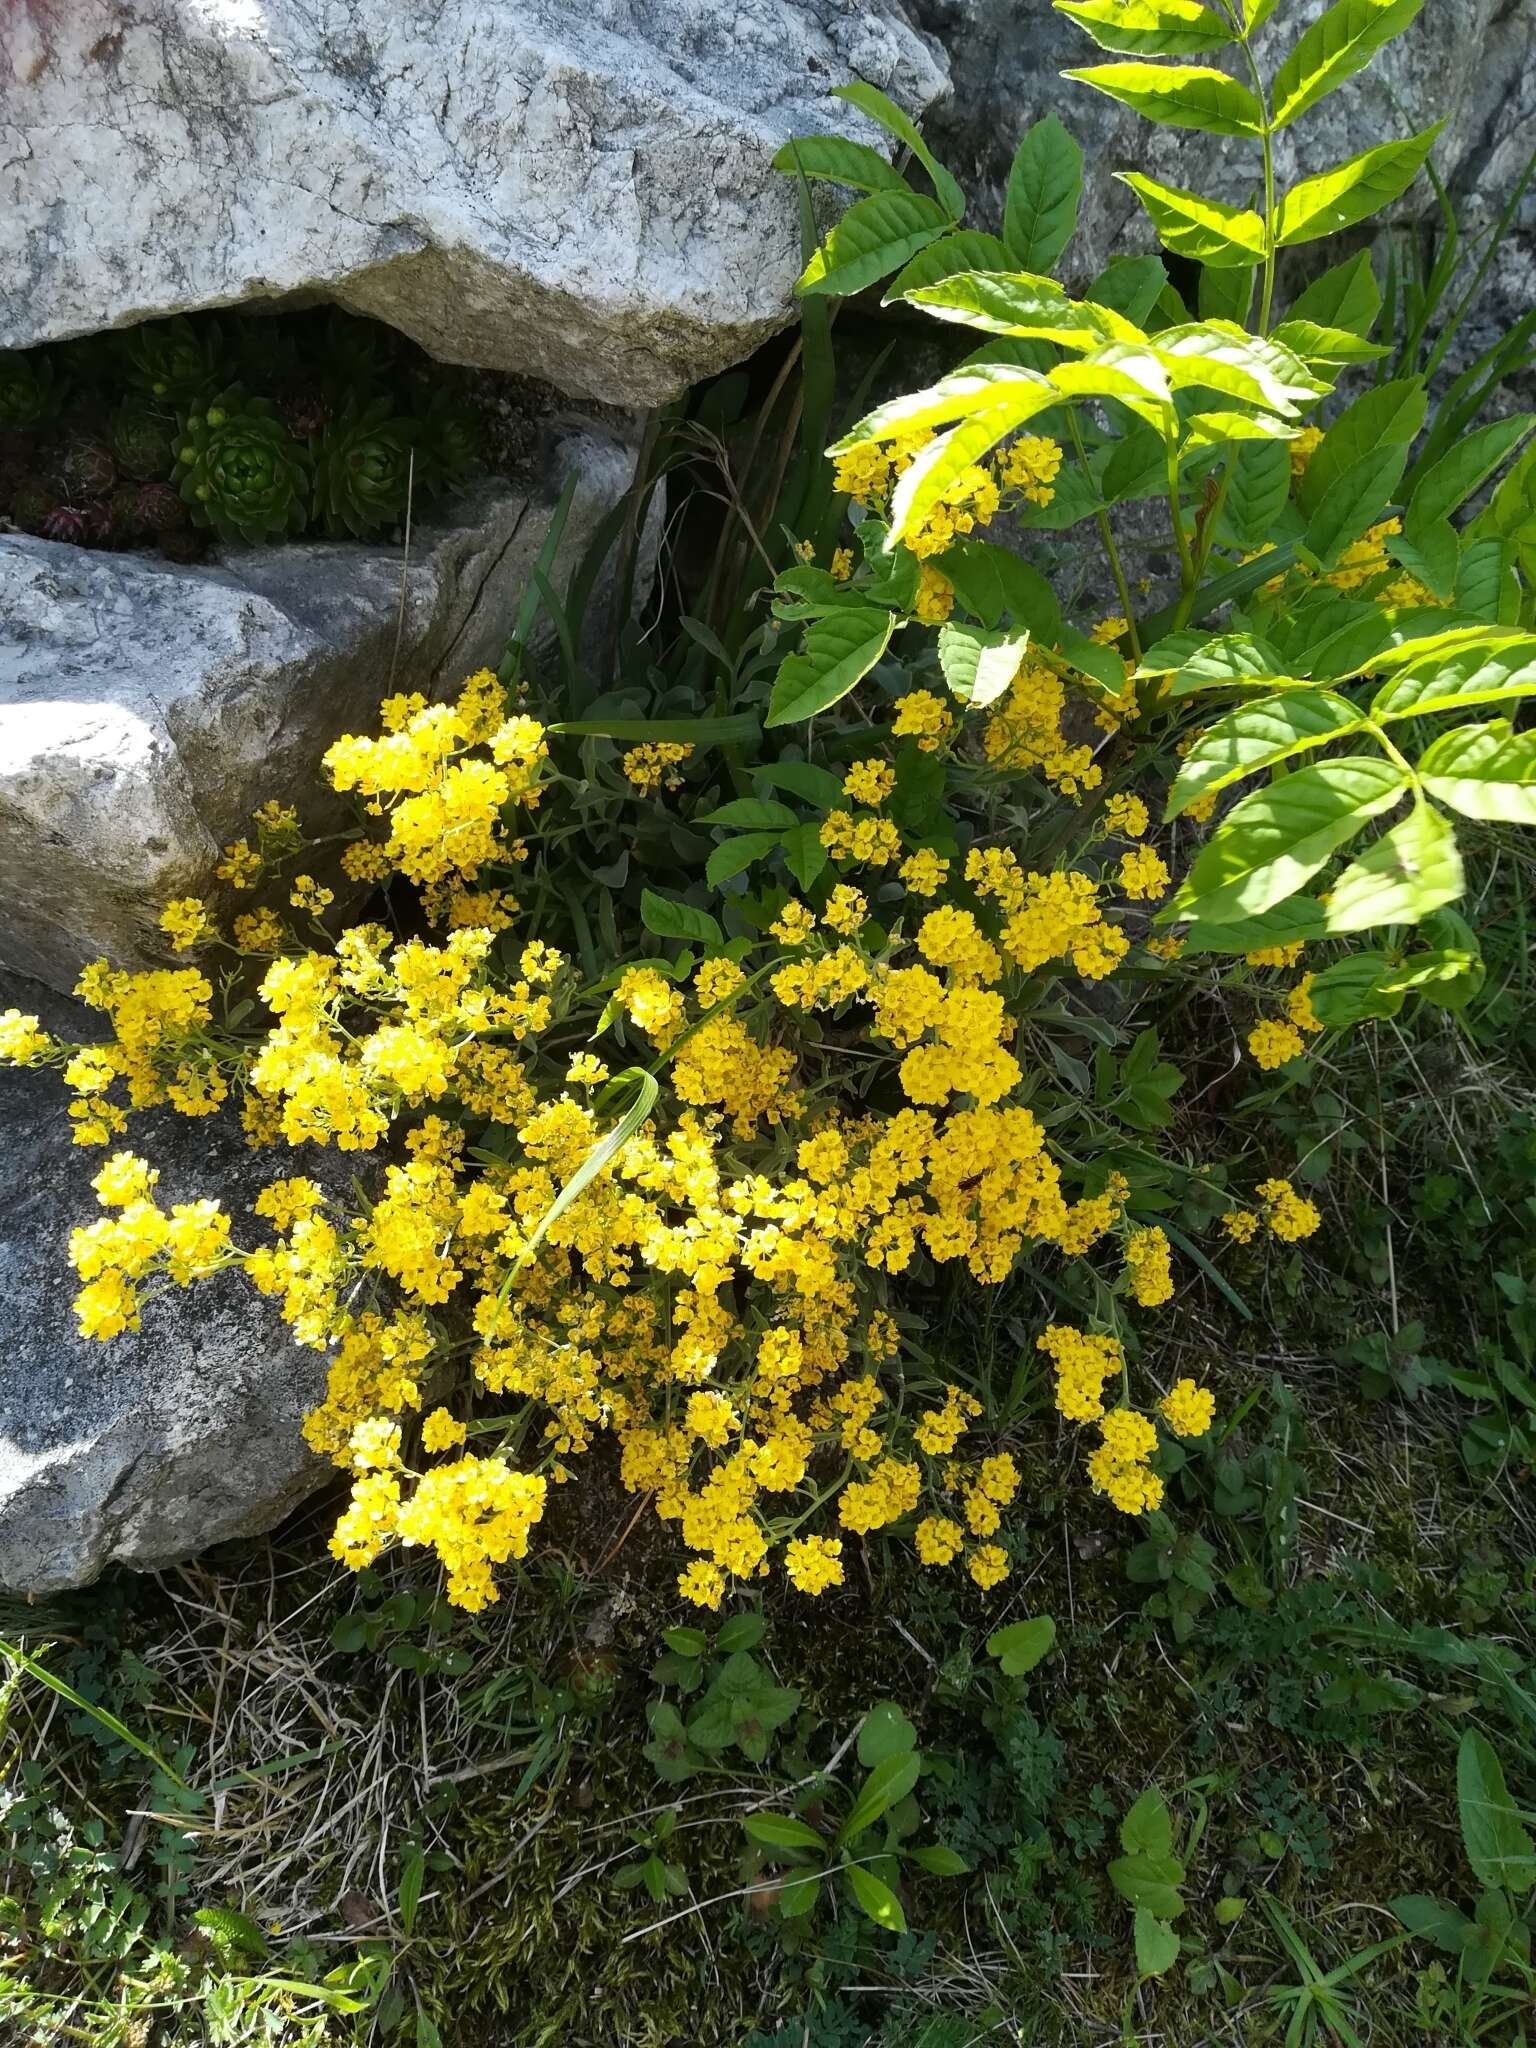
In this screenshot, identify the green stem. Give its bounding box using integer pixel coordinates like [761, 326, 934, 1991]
[1236, 31, 1277, 335]
[1067, 410, 1142, 658]
[1165, 412, 1196, 596]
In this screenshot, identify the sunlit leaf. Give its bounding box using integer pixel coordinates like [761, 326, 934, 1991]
[1371, 635, 1536, 719]
[1276, 126, 1443, 246]
[798, 190, 953, 297]
[1055, 0, 1234, 54]
[831, 81, 965, 219]
[1117, 173, 1266, 267]
[831, 364, 1054, 452]
[766, 607, 896, 725]
[938, 621, 1032, 706]
[1324, 802, 1464, 931]
[904, 270, 1132, 348]
[1285, 250, 1382, 340]
[884, 230, 1011, 303]
[1064, 61, 1263, 136]
[1166, 689, 1365, 817]
[771, 135, 911, 195]
[1419, 720, 1536, 823]
[1271, 0, 1425, 130]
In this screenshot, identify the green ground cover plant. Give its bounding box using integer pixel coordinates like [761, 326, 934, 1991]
[2, 1, 1535, 2040]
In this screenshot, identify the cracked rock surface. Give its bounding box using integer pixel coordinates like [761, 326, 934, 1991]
[0, 421, 636, 992]
[1, 0, 946, 405]
[0, 974, 341, 1594]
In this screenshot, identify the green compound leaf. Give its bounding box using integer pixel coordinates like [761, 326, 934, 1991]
[1270, 317, 1389, 366]
[844, 1863, 908, 1933]
[1055, 0, 1234, 55]
[772, 135, 910, 194]
[1064, 62, 1264, 137]
[1420, 720, 1536, 823]
[1166, 689, 1366, 818]
[1150, 323, 1328, 415]
[904, 271, 1131, 348]
[798, 190, 953, 297]
[1324, 802, 1464, 931]
[1004, 114, 1084, 273]
[884, 230, 1011, 303]
[1276, 126, 1443, 246]
[1271, 0, 1425, 130]
[766, 606, 895, 726]
[832, 81, 965, 219]
[937, 621, 1032, 706]
[1118, 173, 1266, 267]
[1166, 755, 1409, 926]
[1371, 634, 1536, 720]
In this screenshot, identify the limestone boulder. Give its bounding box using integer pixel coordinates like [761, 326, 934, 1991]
[0, 422, 636, 992]
[1, 0, 947, 407]
[0, 975, 335, 1594]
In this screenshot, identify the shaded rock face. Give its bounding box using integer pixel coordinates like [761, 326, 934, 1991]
[0, 976, 336, 1594]
[1, 0, 947, 407]
[906, 0, 1534, 286]
[0, 424, 637, 992]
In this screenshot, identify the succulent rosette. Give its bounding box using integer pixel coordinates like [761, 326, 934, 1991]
[111, 406, 177, 482]
[174, 386, 311, 545]
[312, 395, 418, 537]
[0, 351, 61, 432]
[124, 315, 226, 406]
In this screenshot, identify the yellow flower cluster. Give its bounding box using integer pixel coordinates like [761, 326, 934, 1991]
[622, 741, 693, 792]
[1221, 1176, 1321, 1245]
[982, 660, 1101, 797]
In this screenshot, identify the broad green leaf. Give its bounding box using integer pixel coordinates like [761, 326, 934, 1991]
[1121, 1788, 1173, 1860]
[857, 1702, 918, 1765]
[1055, 0, 1234, 54]
[798, 190, 953, 297]
[1303, 444, 1408, 567]
[1004, 114, 1083, 273]
[1307, 606, 1482, 679]
[1371, 635, 1536, 719]
[744, 1812, 824, 1852]
[832, 81, 965, 220]
[908, 1844, 970, 1876]
[1300, 376, 1425, 515]
[832, 364, 1053, 452]
[1064, 61, 1263, 136]
[986, 1616, 1057, 1675]
[1276, 126, 1443, 246]
[1136, 628, 1217, 676]
[844, 1863, 907, 1932]
[771, 135, 911, 195]
[640, 892, 724, 948]
[1117, 174, 1266, 267]
[1246, 0, 1281, 26]
[888, 409, 1038, 551]
[1380, 941, 1483, 1008]
[755, 760, 844, 809]
[772, 565, 878, 618]
[1271, 0, 1425, 130]
[884, 231, 1011, 303]
[699, 797, 799, 831]
[1163, 630, 1291, 696]
[943, 539, 1063, 639]
[839, 1753, 922, 1845]
[1324, 802, 1464, 931]
[1107, 1852, 1187, 1918]
[938, 621, 1031, 706]
[1286, 250, 1382, 340]
[1389, 519, 1458, 602]
[1220, 440, 1291, 549]
[1198, 261, 1257, 326]
[1270, 317, 1389, 366]
[904, 271, 1128, 348]
[779, 820, 829, 892]
[765, 607, 895, 726]
[1455, 538, 1516, 622]
[1172, 896, 1327, 956]
[1419, 719, 1536, 822]
[1151, 322, 1328, 415]
[1167, 689, 1365, 817]
[1135, 1907, 1182, 1976]
[1360, 624, 1532, 673]
[779, 1871, 822, 1918]
[1088, 255, 1171, 326]
[1391, 1894, 1475, 1948]
[1472, 436, 1536, 541]
[705, 832, 781, 885]
[1166, 755, 1408, 925]
[1059, 622, 1128, 694]
[1307, 951, 1403, 1027]
[1458, 1732, 1536, 1895]
[1407, 415, 1536, 532]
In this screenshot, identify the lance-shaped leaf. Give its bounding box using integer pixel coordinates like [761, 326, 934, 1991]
[1407, 415, 1536, 533]
[904, 270, 1133, 347]
[1419, 719, 1536, 823]
[889, 405, 1050, 549]
[1220, 441, 1291, 550]
[772, 135, 911, 195]
[1118, 173, 1266, 267]
[1164, 630, 1292, 696]
[1359, 624, 1531, 673]
[1325, 802, 1464, 930]
[1165, 755, 1408, 925]
[1064, 61, 1264, 136]
[1186, 408, 1297, 447]
[1270, 317, 1389, 366]
[943, 539, 1062, 637]
[1152, 323, 1328, 414]
[1276, 126, 1443, 246]
[799, 191, 954, 297]
[833, 80, 965, 220]
[1303, 444, 1408, 568]
[885, 231, 1011, 303]
[831, 363, 1054, 452]
[1004, 115, 1084, 272]
[1173, 896, 1328, 956]
[1458, 1731, 1536, 1896]
[1286, 250, 1382, 340]
[1055, 0, 1233, 55]
[844, 1864, 907, 1932]
[938, 622, 1031, 706]
[1271, 0, 1425, 130]
[838, 1752, 922, 1845]
[1299, 376, 1425, 514]
[1455, 538, 1517, 622]
[1050, 347, 1174, 426]
[1166, 689, 1366, 817]
[1087, 253, 1170, 324]
[1371, 635, 1536, 719]
[766, 606, 896, 726]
